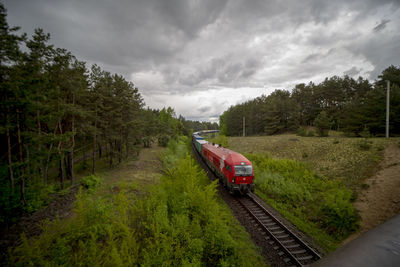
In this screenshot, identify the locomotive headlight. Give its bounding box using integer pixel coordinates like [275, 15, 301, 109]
[232, 177, 235, 183]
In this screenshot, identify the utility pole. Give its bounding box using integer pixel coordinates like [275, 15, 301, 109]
[386, 80, 390, 138]
[243, 116, 245, 137]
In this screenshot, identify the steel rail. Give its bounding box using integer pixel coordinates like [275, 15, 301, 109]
[238, 193, 321, 266]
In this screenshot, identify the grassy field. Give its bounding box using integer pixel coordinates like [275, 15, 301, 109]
[229, 134, 397, 189]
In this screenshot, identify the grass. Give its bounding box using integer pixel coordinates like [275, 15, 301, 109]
[9, 137, 266, 266]
[229, 134, 397, 189]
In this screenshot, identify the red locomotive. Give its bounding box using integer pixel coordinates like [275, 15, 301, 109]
[201, 142, 255, 194]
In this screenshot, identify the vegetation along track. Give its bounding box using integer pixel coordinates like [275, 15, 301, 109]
[236, 193, 321, 266]
[191, 142, 321, 266]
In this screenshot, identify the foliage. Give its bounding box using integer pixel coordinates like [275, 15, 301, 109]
[157, 134, 170, 147]
[359, 126, 371, 138]
[9, 138, 265, 266]
[248, 153, 358, 250]
[209, 134, 230, 148]
[81, 175, 102, 192]
[314, 111, 331, 137]
[357, 139, 373, 151]
[296, 126, 307, 137]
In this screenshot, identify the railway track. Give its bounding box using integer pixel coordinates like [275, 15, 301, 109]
[235, 193, 321, 266]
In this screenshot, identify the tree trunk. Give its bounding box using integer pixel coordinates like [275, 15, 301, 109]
[70, 93, 75, 185]
[117, 139, 122, 164]
[37, 110, 44, 178]
[92, 117, 97, 174]
[16, 109, 26, 206]
[109, 142, 113, 167]
[5, 95, 14, 192]
[6, 120, 14, 193]
[45, 123, 59, 181]
[58, 121, 65, 189]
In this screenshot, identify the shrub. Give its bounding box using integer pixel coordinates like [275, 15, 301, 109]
[142, 137, 153, 148]
[157, 134, 170, 147]
[314, 111, 331, 137]
[81, 175, 102, 192]
[359, 127, 371, 138]
[358, 139, 372, 151]
[296, 127, 307, 137]
[209, 134, 229, 148]
[307, 130, 315, 137]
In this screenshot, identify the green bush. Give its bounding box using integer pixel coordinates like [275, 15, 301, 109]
[296, 127, 307, 137]
[157, 134, 170, 147]
[81, 175, 102, 192]
[357, 139, 372, 151]
[314, 111, 331, 137]
[359, 127, 371, 138]
[307, 130, 315, 137]
[209, 134, 229, 148]
[142, 136, 153, 148]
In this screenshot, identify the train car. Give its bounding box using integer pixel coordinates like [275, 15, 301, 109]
[201, 142, 255, 194]
[194, 139, 207, 155]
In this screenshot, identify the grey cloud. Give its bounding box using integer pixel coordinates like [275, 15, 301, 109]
[373, 19, 390, 32]
[177, 55, 262, 88]
[301, 53, 322, 64]
[197, 106, 211, 113]
[5, 0, 227, 76]
[3, 0, 400, 122]
[344, 66, 361, 77]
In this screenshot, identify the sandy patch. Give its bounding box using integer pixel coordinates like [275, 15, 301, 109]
[344, 143, 400, 243]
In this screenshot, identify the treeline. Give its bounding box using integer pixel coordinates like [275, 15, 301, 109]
[0, 5, 210, 225]
[220, 67, 400, 136]
[180, 118, 218, 133]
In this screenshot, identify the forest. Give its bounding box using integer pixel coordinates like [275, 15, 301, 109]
[0, 4, 215, 227]
[220, 67, 400, 137]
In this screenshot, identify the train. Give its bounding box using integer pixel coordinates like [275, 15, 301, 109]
[192, 131, 255, 195]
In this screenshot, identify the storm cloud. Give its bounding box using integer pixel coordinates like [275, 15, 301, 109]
[4, 0, 400, 122]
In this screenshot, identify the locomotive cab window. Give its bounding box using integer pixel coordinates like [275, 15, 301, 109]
[234, 165, 252, 176]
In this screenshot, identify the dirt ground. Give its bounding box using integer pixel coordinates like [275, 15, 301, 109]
[344, 143, 400, 243]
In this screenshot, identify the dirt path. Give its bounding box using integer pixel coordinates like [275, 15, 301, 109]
[344, 143, 400, 243]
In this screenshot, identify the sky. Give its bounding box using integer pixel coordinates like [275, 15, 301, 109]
[3, 0, 400, 123]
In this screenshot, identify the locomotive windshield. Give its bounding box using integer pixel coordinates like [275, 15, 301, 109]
[234, 165, 253, 176]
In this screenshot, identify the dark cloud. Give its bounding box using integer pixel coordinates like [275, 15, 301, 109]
[373, 19, 391, 32]
[197, 106, 211, 113]
[3, 0, 400, 121]
[344, 66, 362, 77]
